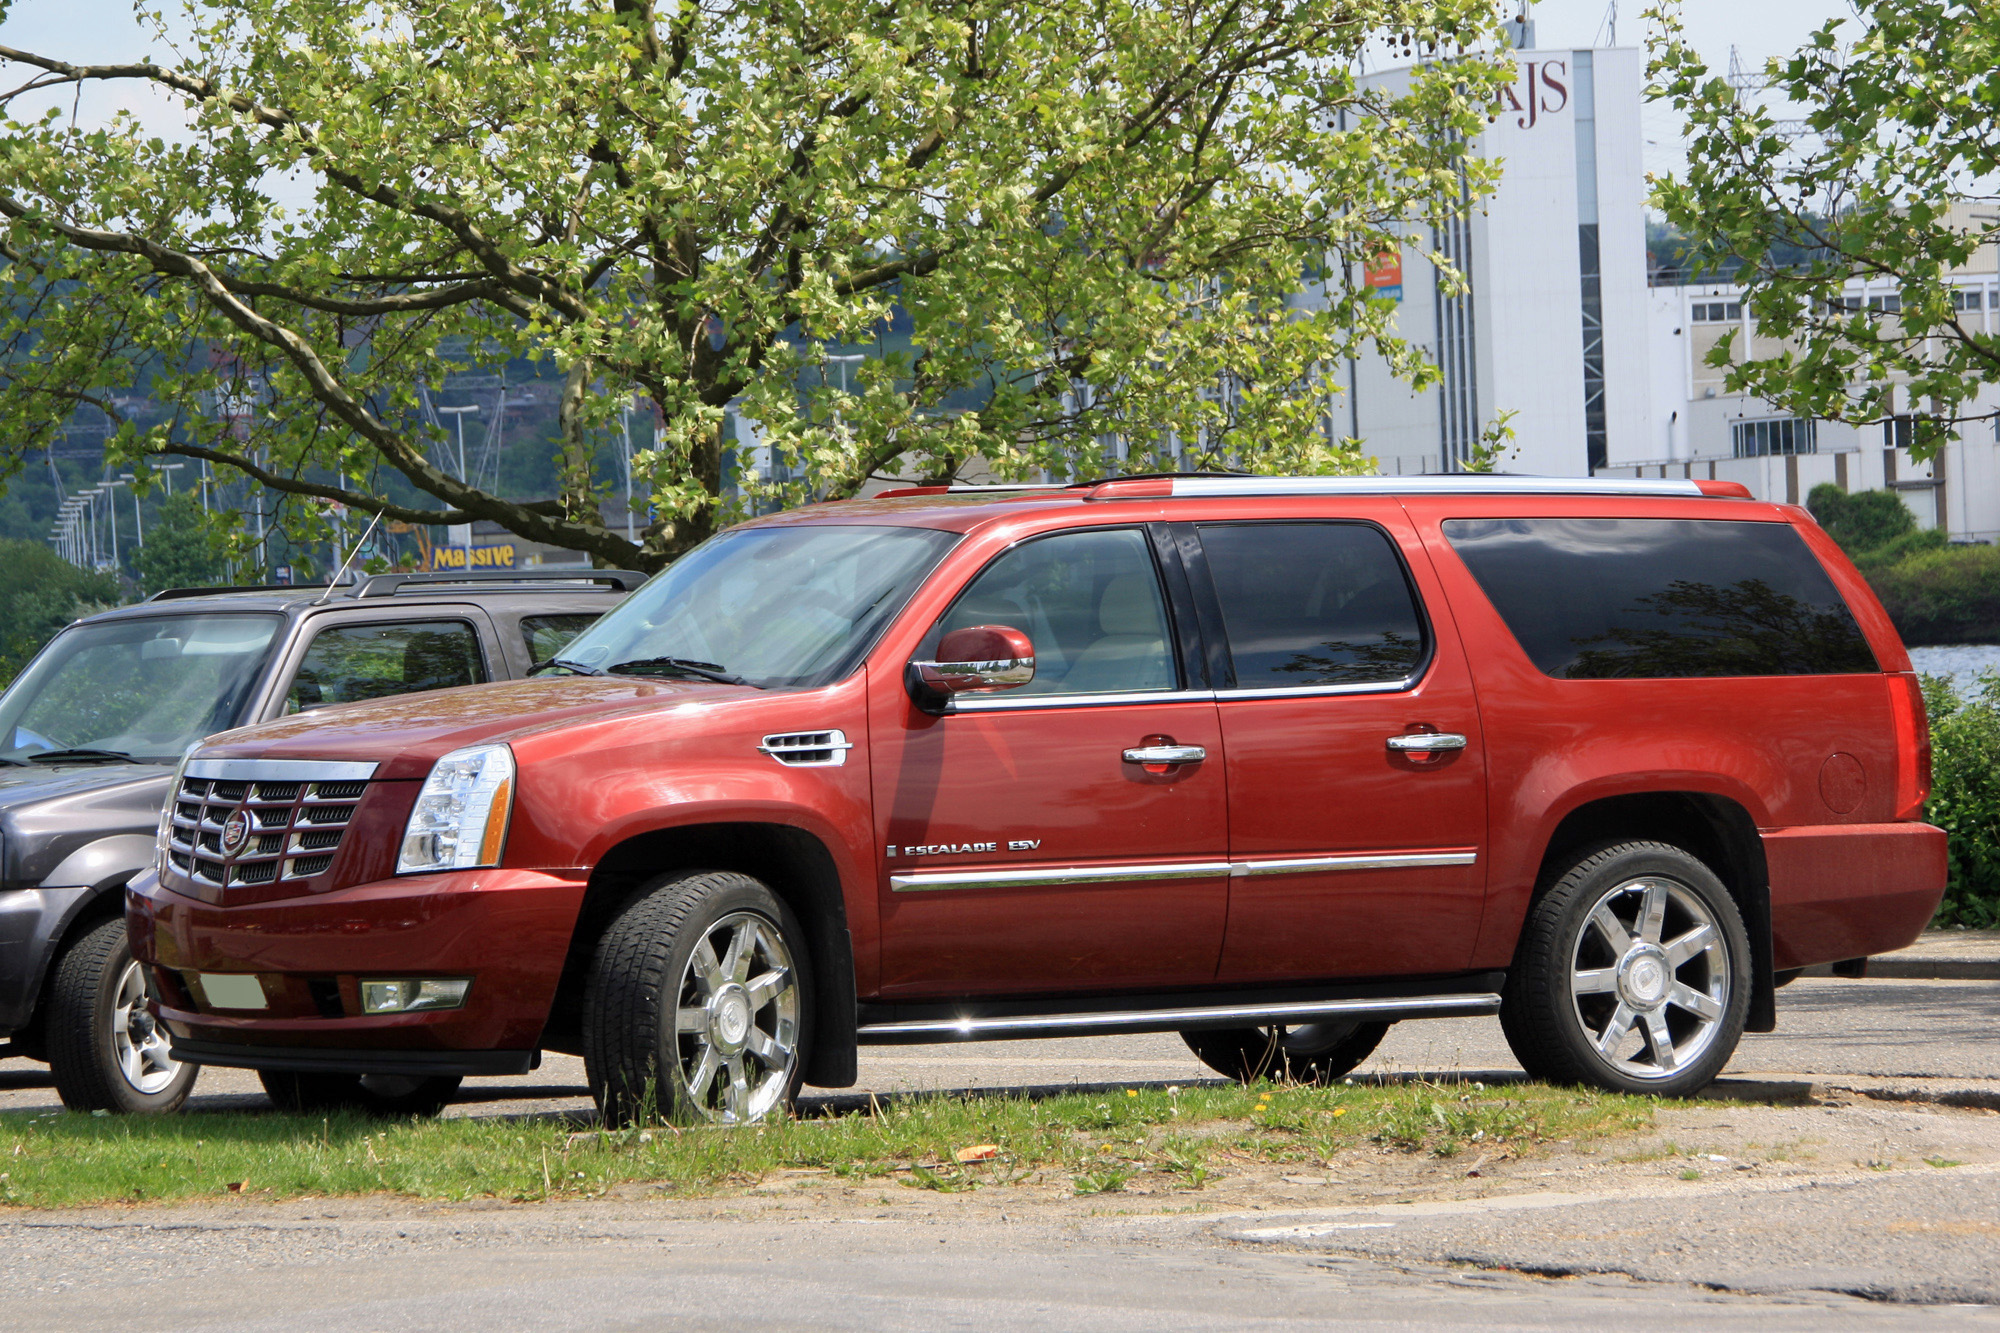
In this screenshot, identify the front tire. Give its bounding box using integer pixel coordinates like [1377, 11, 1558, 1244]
[46, 917, 197, 1114]
[1182, 1020, 1390, 1085]
[582, 870, 810, 1127]
[258, 1070, 462, 1117]
[1500, 840, 1750, 1097]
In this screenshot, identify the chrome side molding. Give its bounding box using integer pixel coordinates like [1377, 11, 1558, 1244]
[856, 991, 1502, 1044]
[890, 849, 1476, 893]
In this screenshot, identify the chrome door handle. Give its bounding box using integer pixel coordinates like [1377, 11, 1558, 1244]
[1386, 732, 1468, 753]
[1123, 745, 1207, 765]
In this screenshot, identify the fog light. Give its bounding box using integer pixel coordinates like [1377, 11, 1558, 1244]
[359, 978, 471, 1014]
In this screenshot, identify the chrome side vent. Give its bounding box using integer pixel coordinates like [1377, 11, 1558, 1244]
[758, 730, 852, 768]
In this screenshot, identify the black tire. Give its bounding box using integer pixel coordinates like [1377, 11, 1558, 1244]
[582, 870, 811, 1127]
[1500, 840, 1751, 1098]
[258, 1069, 462, 1118]
[46, 917, 197, 1114]
[1182, 1020, 1391, 1085]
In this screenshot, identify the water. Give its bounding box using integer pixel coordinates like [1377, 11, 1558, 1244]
[1907, 644, 2000, 696]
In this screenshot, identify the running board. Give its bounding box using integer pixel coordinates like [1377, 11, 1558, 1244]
[855, 991, 1501, 1045]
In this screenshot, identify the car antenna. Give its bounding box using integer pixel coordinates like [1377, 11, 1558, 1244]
[314, 507, 388, 606]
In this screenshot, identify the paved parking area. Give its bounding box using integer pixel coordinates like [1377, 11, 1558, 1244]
[2, 975, 1993, 1118]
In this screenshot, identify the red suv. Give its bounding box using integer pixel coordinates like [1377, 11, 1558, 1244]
[126, 476, 1945, 1120]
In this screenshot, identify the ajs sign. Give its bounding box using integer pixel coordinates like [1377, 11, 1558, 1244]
[1495, 59, 1569, 130]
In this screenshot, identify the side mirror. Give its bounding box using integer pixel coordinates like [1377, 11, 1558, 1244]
[908, 625, 1036, 713]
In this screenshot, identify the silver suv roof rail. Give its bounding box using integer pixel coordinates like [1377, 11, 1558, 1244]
[148, 568, 646, 603]
[879, 473, 1744, 501]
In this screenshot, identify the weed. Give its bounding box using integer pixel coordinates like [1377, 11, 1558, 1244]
[1072, 1166, 1133, 1195]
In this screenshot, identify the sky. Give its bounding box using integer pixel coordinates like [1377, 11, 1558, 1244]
[0, 0, 1861, 192]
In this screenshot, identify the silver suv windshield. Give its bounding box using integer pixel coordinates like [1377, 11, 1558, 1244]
[0, 613, 283, 764]
[555, 524, 958, 689]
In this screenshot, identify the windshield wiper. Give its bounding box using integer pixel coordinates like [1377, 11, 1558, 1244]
[27, 748, 136, 764]
[528, 656, 606, 677]
[605, 657, 759, 688]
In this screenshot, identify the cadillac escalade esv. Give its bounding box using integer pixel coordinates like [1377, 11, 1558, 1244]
[126, 475, 1946, 1121]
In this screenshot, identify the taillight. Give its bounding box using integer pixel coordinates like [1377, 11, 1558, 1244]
[1888, 671, 1932, 820]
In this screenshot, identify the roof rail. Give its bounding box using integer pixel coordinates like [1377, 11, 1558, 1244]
[351, 568, 647, 598]
[148, 583, 331, 602]
[1077, 474, 1742, 501]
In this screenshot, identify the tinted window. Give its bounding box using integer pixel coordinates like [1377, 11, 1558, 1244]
[937, 528, 1176, 696]
[1444, 518, 1877, 679]
[287, 620, 487, 711]
[521, 614, 599, 664]
[1199, 523, 1426, 688]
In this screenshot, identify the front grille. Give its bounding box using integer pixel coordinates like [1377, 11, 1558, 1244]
[168, 774, 370, 890]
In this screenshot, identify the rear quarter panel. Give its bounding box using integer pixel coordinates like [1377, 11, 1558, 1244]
[1403, 496, 1908, 970]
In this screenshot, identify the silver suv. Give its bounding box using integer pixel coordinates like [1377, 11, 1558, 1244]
[0, 568, 640, 1112]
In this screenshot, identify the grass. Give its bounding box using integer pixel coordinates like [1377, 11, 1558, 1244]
[0, 1080, 1662, 1210]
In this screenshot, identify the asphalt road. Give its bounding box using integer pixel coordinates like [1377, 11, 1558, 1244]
[3, 975, 1998, 1328]
[3, 974, 1990, 1117]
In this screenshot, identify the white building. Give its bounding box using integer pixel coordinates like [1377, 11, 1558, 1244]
[1335, 46, 2000, 541]
[1318, 45, 1651, 478]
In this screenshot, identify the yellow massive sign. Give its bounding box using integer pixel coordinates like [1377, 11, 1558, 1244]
[429, 543, 518, 570]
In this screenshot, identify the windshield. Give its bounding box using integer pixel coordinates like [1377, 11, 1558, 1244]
[557, 524, 958, 689]
[0, 613, 283, 764]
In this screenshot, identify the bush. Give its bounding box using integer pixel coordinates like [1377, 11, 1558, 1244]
[0, 540, 122, 688]
[1922, 674, 2000, 928]
[1865, 543, 2000, 645]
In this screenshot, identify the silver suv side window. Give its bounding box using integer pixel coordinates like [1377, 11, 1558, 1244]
[937, 528, 1176, 696]
[1199, 522, 1427, 689]
[286, 620, 487, 713]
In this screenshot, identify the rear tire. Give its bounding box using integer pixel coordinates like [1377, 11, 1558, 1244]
[582, 870, 810, 1127]
[1500, 840, 1749, 1098]
[46, 917, 197, 1114]
[1182, 1020, 1390, 1085]
[258, 1070, 461, 1118]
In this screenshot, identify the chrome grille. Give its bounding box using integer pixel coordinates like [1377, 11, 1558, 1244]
[167, 767, 375, 889]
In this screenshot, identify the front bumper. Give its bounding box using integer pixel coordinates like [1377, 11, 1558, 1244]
[126, 865, 588, 1063]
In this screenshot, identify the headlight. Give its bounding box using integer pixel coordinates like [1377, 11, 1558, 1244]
[397, 743, 515, 874]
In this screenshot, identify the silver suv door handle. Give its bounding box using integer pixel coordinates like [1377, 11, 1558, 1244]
[1123, 745, 1207, 765]
[1386, 732, 1468, 753]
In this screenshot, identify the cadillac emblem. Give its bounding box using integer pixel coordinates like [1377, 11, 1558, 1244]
[220, 808, 251, 855]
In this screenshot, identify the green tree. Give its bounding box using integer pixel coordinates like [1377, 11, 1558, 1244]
[0, 0, 1512, 571]
[1805, 483, 1917, 554]
[1650, 0, 2000, 457]
[132, 492, 231, 596]
[0, 538, 121, 686]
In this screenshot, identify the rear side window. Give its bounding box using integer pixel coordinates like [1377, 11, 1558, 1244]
[1443, 517, 1878, 679]
[521, 613, 600, 664]
[1198, 522, 1427, 689]
[287, 619, 488, 712]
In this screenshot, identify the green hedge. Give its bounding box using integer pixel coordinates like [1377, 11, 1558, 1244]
[1921, 673, 2000, 929]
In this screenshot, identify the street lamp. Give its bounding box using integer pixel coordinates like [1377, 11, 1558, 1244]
[78, 489, 109, 568]
[118, 474, 143, 548]
[155, 462, 185, 495]
[102, 477, 131, 566]
[436, 404, 481, 482]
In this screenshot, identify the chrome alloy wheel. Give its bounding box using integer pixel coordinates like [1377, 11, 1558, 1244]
[1568, 876, 1728, 1081]
[110, 960, 181, 1096]
[672, 911, 799, 1122]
